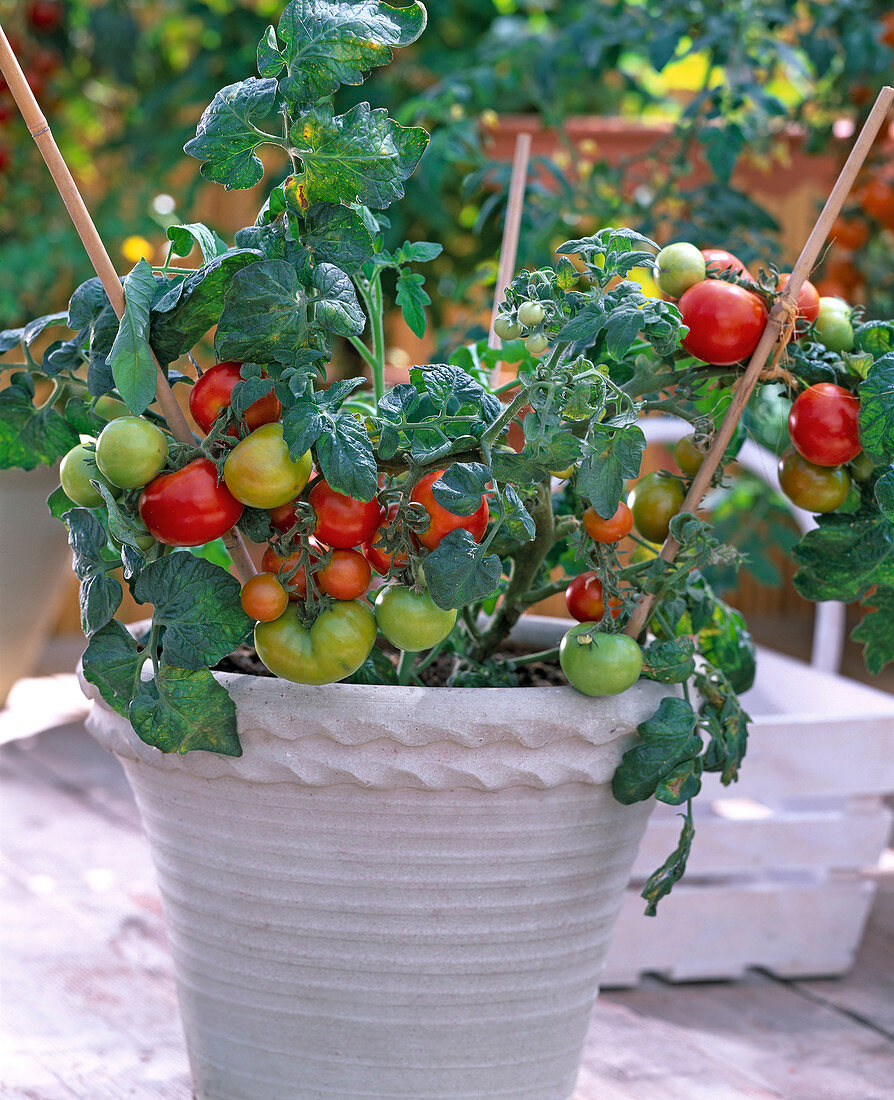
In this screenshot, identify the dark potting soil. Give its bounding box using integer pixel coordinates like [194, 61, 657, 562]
[215, 642, 566, 688]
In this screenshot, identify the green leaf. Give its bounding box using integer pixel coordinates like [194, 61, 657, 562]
[793, 513, 894, 602]
[0, 327, 24, 353]
[578, 424, 645, 519]
[257, 25, 283, 77]
[500, 484, 536, 541]
[47, 484, 76, 520]
[81, 620, 146, 719]
[303, 203, 375, 271]
[343, 644, 399, 685]
[700, 124, 744, 184]
[22, 311, 68, 345]
[612, 696, 701, 805]
[151, 248, 261, 366]
[133, 553, 252, 669]
[698, 601, 756, 694]
[291, 102, 429, 210]
[697, 666, 751, 784]
[422, 528, 503, 610]
[852, 586, 894, 674]
[398, 241, 442, 263]
[875, 469, 894, 523]
[395, 269, 430, 338]
[313, 263, 365, 336]
[62, 507, 124, 635]
[274, 0, 426, 101]
[0, 373, 79, 470]
[855, 320, 894, 358]
[641, 637, 696, 683]
[282, 398, 324, 458]
[107, 260, 157, 415]
[858, 354, 894, 465]
[641, 815, 694, 917]
[431, 462, 489, 516]
[655, 757, 702, 805]
[314, 412, 378, 501]
[166, 223, 229, 263]
[214, 259, 313, 367]
[604, 304, 646, 360]
[557, 300, 607, 343]
[184, 78, 281, 189]
[68, 278, 111, 331]
[130, 663, 241, 756]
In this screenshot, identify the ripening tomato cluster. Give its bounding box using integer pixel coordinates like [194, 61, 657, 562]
[778, 381, 866, 514]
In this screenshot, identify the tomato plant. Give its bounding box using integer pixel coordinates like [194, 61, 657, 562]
[254, 601, 377, 685]
[95, 416, 169, 489]
[559, 628, 643, 697]
[309, 480, 381, 549]
[788, 383, 861, 467]
[223, 423, 313, 509]
[678, 280, 766, 365]
[374, 585, 457, 652]
[139, 458, 244, 546]
[411, 470, 489, 551]
[565, 572, 605, 622]
[778, 447, 851, 513]
[189, 361, 282, 436]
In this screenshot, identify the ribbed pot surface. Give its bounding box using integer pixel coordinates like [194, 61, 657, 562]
[83, 673, 666, 1100]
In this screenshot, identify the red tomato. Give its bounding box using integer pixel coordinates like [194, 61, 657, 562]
[582, 502, 633, 544]
[678, 280, 767, 365]
[240, 573, 289, 622]
[830, 216, 869, 252]
[565, 572, 606, 623]
[860, 176, 894, 230]
[410, 470, 489, 551]
[309, 480, 381, 549]
[261, 543, 318, 600]
[138, 458, 243, 546]
[777, 273, 821, 334]
[269, 498, 301, 533]
[189, 361, 281, 436]
[363, 505, 410, 574]
[28, 0, 64, 32]
[701, 248, 752, 279]
[316, 549, 372, 601]
[788, 383, 861, 467]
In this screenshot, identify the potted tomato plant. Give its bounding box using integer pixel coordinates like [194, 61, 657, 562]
[2, 4, 893, 1098]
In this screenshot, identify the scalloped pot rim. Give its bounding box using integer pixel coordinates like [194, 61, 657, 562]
[78, 664, 671, 792]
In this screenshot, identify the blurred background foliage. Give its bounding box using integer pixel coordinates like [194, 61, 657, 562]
[1, 0, 892, 332]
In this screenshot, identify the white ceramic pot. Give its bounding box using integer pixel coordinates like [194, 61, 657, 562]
[81, 661, 666, 1100]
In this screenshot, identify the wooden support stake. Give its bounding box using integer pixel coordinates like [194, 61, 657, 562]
[624, 85, 894, 642]
[0, 22, 256, 582]
[488, 132, 532, 383]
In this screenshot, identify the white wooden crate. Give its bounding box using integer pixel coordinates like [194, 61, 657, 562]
[601, 645, 894, 986]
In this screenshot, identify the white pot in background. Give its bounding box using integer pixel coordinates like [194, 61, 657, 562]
[81, 662, 666, 1100]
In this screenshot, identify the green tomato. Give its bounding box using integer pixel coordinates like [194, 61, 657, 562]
[629, 472, 685, 543]
[60, 442, 123, 508]
[559, 627, 643, 697]
[374, 585, 457, 652]
[850, 451, 876, 482]
[654, 242, 705, 299]
[223, 422, 313, 509]
[254, 600, 377, 685]
[815, 298, 854, 352]
[95, 416, 169, 489]
[631, 540, 662, 563]
[93, 395, 132, 422]
[672, 434, 705, 477]
[525, 332, 549, 355]
[517, 300, 546, 328]
[493, 315, 524, 340]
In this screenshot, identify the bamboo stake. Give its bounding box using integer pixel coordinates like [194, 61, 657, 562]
[624, 85, 894, 642]
[488, 132, 532, 384]
[0, 23, 257, 582]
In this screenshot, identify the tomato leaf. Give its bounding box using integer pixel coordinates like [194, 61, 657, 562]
[314, 412, 378, 502]
[577, 423, 645, 519]
[184, 77, 281, 190]
[697, 600, 756, 694]
[107, 260, 158, 415]
[641, 637, 696, 683]
[697, 665, 751, 784]
[68, 277, 112, 331]
[852, 585, 894, 674]
[0, 372, 79, 470]
[641, 815, 694, 917]
[557, 300, 607, 344]
[81, 620, 146, 719]
[150, 248, 261, 366]
[303, 203, 375, 272]
[612, 695, 702, 805]
[214, 259, 317, 367]
[431, 462, 489, 516]
[133, 553, 252, 669]
[166, 223, 229, 263]
[793, 512, 894, 602]
[655, 756, 703, 805]
[62, 508, 123, 636]
[130, 663, 241, 756]
[312, 263, 365, 336]
[500, 484, 536, 542]
[281, 398, 324, 458]
[291, 102, 429, 210]
[423, 528, 503, 610]
[858, 354, 894, 465]
[855, 320, 894, 358]
[875, 468, 894, 523]
[273, 0, 426, 102]
[395, 268, 430, 338]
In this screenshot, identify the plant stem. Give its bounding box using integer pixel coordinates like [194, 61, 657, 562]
[396, 649, 417, 686]
[371, 276, 386, 403]
[510, 645, 560, 667]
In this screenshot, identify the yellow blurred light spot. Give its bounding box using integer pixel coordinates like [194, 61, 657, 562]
[449, 104, 465, 121]
[627, 266, 662, 298]
[479, 109, 499, 129]
[122, 236, 153, 264]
